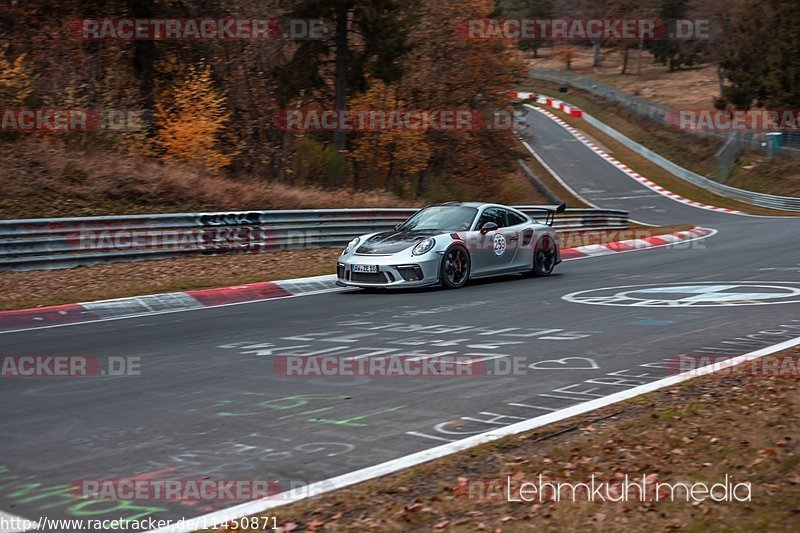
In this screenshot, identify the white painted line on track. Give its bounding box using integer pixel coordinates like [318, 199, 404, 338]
[518, 136, 656, 227]
[519, 140, 606, 211]
[148, 334, 800, 533]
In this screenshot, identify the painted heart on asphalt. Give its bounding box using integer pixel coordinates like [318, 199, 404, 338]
[529, 357, 599, 370]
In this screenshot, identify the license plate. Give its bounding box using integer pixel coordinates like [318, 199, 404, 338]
[352, 264, 378, 273]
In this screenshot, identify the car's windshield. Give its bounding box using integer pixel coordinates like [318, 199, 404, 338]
[398, 206, 478, 231]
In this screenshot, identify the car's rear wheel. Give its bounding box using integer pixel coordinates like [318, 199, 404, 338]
[532, 235, 557, 277]
[441, 245, 470, 289]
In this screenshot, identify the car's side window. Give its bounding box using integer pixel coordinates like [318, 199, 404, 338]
[475, 207, 506, 229]
[496, 209, 510, 227]
[475, 209, 491, 229]
[505, 210, 527, 227]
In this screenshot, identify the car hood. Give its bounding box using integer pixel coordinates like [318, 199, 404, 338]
[355, 230, 441, 255]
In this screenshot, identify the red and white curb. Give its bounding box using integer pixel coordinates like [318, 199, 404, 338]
[0, 227, 714, 334]
[512, 94, 745, 215]
[560, 226, 715, 260]
[0, 274, 338, 334]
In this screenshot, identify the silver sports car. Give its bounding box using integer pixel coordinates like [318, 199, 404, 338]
[336, 202, 565, 289]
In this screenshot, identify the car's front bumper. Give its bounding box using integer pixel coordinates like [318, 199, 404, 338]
[336, 253, 442, 288]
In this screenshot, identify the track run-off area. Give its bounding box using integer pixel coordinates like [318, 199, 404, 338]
[2, 105, 800, 532]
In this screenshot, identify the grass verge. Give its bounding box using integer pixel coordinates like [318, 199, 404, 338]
[225, 345, 800, 532]
[0, 227, 691, 311]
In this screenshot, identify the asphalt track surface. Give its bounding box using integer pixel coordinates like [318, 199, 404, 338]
[2, 108, 800, 530]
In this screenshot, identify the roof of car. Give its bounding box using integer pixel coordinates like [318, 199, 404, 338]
[434, 201, 502, 208]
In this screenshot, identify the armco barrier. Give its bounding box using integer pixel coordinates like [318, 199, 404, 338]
[513, 92, 800, 212]
[0, 207, 628, 271]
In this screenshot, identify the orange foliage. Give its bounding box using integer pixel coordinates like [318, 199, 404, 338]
[0, 50, 32, 105]
[555, 45, 578, 70]
[154, 62, 236, 172]
[349, 80, 431, 193]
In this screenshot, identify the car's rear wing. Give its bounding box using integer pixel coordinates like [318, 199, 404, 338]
[515, 203, 566, 226]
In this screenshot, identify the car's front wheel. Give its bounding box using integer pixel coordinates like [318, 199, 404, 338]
[532, 235, 557, 277]
[440, 245, 470, 289]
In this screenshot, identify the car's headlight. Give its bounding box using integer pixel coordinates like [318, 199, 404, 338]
[412, 238, 435, 256]
[342, 237, 360, 255]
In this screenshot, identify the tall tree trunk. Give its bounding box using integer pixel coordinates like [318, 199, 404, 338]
[128, 0, 157, 113]
[592, 41, 601, 67]
[417, 169, 427, 197]
[636, 37, 643, 75]
[333, 2, 349, 151]
[621, 45, 629, 74]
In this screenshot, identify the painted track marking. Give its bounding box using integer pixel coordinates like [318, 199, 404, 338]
[147, 334, 800, 532]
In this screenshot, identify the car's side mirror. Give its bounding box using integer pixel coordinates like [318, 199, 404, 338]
[480, 221, 498, 234]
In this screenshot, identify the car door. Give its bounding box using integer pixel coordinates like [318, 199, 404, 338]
[469, 207, 517, 275]
[496, 208, 529, 266]
[503, 209, 533, 269]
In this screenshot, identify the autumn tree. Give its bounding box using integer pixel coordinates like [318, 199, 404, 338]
[349, 80, 431, 194]
[154, 62, 235, 172]
[761, 0, 800, 107]
[721, 0, 776, 109]
[0, 50, 32, 105]
[494, 0, 554, 58]
[400, 0, 524, 200]
[553, 0, 606, 67]
[645, 0, 699, 71]
[555, 44, 577, 70]
[690, 0, 735, 97]
[605, 0, 659, 75]
[279, 0, 413, 151]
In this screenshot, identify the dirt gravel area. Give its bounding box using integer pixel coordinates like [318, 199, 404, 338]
[528, 46, 722, 110]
